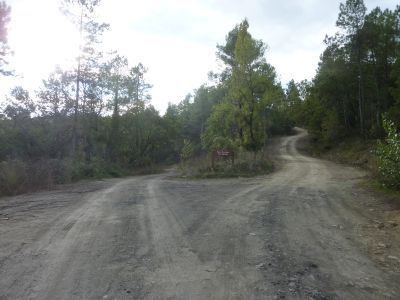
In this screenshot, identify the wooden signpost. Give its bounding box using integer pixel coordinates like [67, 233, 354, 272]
[211, 149, 234, 168]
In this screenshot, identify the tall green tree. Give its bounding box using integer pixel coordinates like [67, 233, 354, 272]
[36, 69, 75, 158]
[204, 20, 280, 155]
[363, 7, 400, 133]
[389, 53, 400, 125]
[298, 1, 400, 144]
[286, 80, 302, 124]
[128, 63, 152, 112]
[4, 87, 35, 121]
[337, 0, 367, 135]
[101, 55, 128, 160]
[62, 0, 109, 156]
[101, 55, 152, 161]
[37, 67, 75, 117]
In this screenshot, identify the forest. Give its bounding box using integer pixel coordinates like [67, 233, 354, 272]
[0, 0, 399, 196]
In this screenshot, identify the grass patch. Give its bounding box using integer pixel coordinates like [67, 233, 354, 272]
[326, 138, 400, 192]
[360, 178, 400, 198]
[306, 135, 379, 175]
[0, 158, 165, 198]
[179, 152, 274, 178]
[303, 134, 400, 194]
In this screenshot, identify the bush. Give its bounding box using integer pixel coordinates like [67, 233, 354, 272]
[0, 160, 28, 196]
[321, 110, 344, 144]
[177, 147, 274, 179]
[0, 159, 67, 197]
[180, 139, 194, 163]
[199, 160, 273, 178]
[376, 117, 400, 189]
[0, 158, 128, 197]
[64, 159, 124, 181]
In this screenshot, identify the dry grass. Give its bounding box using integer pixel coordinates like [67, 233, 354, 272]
[179, 151, 274, 178]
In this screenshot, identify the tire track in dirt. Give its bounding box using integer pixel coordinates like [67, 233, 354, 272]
[1, 129, 399, 299]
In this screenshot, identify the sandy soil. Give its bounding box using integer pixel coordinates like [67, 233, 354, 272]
[0, 128, 399, 299]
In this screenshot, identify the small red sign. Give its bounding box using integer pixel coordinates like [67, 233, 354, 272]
[211, 149, 234, 168]
[217, 150, 232, 156]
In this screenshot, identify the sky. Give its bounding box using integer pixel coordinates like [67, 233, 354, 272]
[1, 0, 399, 113]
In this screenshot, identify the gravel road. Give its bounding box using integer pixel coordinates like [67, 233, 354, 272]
[1, 128, 399, 299]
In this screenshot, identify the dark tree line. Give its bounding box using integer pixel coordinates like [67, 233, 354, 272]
[0, 0, 180, 195]
[289, 0, 400, 188]
[6, 0, 398, 194]
[0, 8, 296, 196]
[293, 0, 400, 143]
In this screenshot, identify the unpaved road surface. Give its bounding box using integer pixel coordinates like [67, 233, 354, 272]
[1, 129, 399, 299]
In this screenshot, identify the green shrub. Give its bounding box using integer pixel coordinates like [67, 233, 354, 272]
[0, 158, 128, 197]
[376, 117, 400, 189]
[197, 156, 273, 178]
[0, 160, 27, 196]
[0, 159, 66, 197]
[321, 110, 344, 144]
[180, 139, 194, 163]
[64, 159, 124, 181]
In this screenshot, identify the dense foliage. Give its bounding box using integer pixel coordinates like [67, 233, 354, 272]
[0, 11, 296, 195]
[3, 0, 399, 194]
[0, 1, 176, 196]
[294, 0, 400, 143]
[202, 20, 292, 155]
[0, 1, 281, 196]
[376, 117, 400, 189]
[290, 0, 400, 189]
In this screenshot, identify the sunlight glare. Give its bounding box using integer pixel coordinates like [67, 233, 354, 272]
[8, 0, 80, 84]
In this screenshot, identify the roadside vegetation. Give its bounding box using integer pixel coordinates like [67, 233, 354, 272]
[376, 118, 400, 189]
[0, 1, 292, 197]
[0, 0, 400, 196]
[288, 0, 400, 191]
[179, 152, 274, 179]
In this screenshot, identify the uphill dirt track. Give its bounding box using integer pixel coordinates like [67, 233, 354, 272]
[0, 128, 399, 299]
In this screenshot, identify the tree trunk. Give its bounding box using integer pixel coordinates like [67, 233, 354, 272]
[72, 11, 84, 157]
[357, 44, 365, 138]
[109, 87, 120, 162]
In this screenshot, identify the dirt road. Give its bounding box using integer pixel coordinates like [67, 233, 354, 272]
[1, 129, 399, 299]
